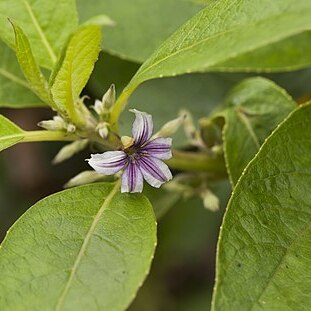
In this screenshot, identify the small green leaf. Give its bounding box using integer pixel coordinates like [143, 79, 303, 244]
[51, 25, 101, 125]
[212, 102, 311, 310]
[0, 182, 157, 310]
[0, 114, 24, 151]
[0, 0, 78, 69]
[11, 22, 56, 109]
[219, 77, 296, 185]
[0, 41, 43, 107]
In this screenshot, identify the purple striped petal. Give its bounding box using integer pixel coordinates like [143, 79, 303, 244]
[87, 151, 127, 175]
[121, 162, 144, 193]
[142, 137, 172, 160]
[131, 109, 153, 146]
[140, 156, 172, 188]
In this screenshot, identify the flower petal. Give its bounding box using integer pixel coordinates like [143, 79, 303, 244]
[140, 156, 172, 188]
[87, 151, 127, 175]
[142, 137, 172, 160]
[131, 109, 153, 145]
[121, 162, 144, 193]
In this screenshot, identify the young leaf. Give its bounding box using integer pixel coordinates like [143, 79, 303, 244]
[51, 25, 101, 125]
[0, 41, 43, 107]
[0, 115, 24, 151]
[218, 77, 296, 185]
[130, 0, 311, 86]
[11, 22, 56, 109]
[0, 0, 78, 69]
[212, 102, 311, 310]
[0, 182, 157, 311]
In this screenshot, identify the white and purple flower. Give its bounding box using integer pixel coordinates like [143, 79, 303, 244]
[87, 110, 173, 193]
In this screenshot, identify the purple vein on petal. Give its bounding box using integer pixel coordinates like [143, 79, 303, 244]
[87, 151, 127, 175]
[131, 109, 153, 146]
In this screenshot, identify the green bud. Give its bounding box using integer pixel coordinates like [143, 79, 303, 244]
[153, 113, 186, 138]
[64, 170, 105, 188]
[52, 139, 89, 164]
[102, 84, 116, 109]
[200, 189, 219, 212]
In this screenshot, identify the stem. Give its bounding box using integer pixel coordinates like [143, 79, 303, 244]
[22, 130, 78, 142]
[110, 84, 137, 131]
[166, 150, 227, 176]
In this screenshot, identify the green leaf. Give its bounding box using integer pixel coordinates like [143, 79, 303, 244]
[217, 77, 296, 185]
[125, 0, 311, 92]
[0, 114, 24, 151]
[0, 0, 78, 69]
[51, 25, 101, 124]
[0, 182, 157, 310]
[77, 0, 202, 63]
[0, 41, 43, 107]
[212, 102, 311, 310]
[11, 22, 56, 109]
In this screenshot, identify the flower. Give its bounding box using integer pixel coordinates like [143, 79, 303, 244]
[87, 110, 173, 193]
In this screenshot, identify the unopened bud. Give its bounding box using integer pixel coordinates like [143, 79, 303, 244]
[181, 109, 197, 141]
[102, 84, 116, 109]
[96, 122, 109, 139]
[200, 189, 219, 212]
[93, 99, 106, 116]
[66, 123, 76, 133]
[52, 139, 89, 164]
[153, 113, 186, 138]
[64, 170, 104, 188]
[38, 115, 66, 131]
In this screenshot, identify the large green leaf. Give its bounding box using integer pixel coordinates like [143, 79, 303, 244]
[51, 25, 101, 124]
[0, 0, 78, 69]
[0, 182, 157, 310]
[212, 102, 311, 310]
[0, 114, 24, 151]
[0, 41, 43, 107]
[12, 22, 55, 109]
[77, 0, 202, 63]
[217, 77, 296, 185]
[77, 0, 311, 74]
[123, 0, 311, 95]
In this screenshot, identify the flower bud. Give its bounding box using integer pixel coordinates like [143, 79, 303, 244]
[200, 189, 219, 212]
[64, 170, 104, 188]
[52, 139, 89, 164]
[66, 123, 76, 133]
[102, 84, 116, 109]
[38, 115, 66, 131]
[96, 122, 109, 139]
[153, 113, 186, 138]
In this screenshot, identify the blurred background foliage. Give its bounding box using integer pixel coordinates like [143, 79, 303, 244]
[1, 1, 311, 310]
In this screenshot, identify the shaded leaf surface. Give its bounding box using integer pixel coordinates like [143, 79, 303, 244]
[0, 41, 42, 107]
[212, 103, 311, 310]
[77, 0, 202, 62]
[0, 0, 78, 69]
[220, 77, 296, 185]
[0, 182, 157, 311]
